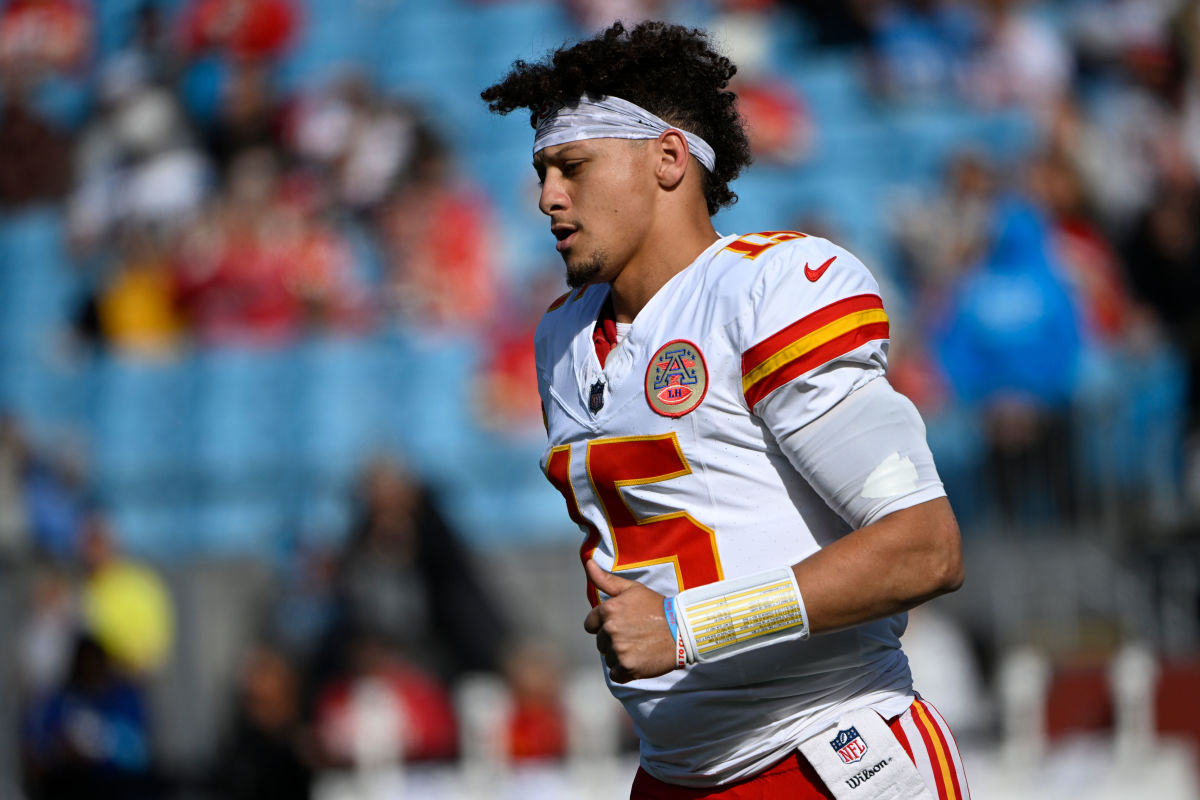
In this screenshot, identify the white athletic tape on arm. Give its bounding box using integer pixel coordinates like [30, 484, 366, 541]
[532, 95, 717, 172]
[673, 567, 809, 665]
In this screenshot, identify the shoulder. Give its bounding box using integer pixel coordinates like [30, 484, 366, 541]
[714, 233, 891, 409]
[536, 285, 600, 334]
[699, 231, 883, 326]
[534, 283, 606, 369]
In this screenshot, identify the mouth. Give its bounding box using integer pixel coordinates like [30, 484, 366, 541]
[551, 224, 577, 252]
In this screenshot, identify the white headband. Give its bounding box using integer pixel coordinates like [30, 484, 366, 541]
[532, 95, 717, 172]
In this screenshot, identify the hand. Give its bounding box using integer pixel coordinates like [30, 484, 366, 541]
[583, 559, 679, 683]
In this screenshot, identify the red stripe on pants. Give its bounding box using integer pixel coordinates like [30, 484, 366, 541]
[628, 701, 967, 799]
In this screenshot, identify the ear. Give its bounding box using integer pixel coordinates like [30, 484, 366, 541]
[654, 129, 691, 191]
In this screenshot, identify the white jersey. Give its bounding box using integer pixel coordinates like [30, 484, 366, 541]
[536, 231, 947, 786]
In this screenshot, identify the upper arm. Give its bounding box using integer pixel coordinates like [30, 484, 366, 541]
[731, 240, 944, 530]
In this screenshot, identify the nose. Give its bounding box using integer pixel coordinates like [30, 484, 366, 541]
[539, 173, 568, 217]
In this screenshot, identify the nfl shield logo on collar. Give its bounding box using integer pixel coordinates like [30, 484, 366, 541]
[830, 726, 868, 764]
[589, 380, 605, 413]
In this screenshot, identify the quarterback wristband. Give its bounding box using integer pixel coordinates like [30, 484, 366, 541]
[673, 568, 809, 664]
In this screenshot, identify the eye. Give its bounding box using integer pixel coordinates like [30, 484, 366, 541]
[562, 161, 582, 176]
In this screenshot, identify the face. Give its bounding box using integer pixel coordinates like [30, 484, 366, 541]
[534, 138, 655, 289]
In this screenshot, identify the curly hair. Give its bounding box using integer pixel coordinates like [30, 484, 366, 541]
[480, 20, 751, 216]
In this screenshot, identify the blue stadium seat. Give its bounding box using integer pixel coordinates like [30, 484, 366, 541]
[374, 333, 478, 482]
[90, 354, 194, 479]
[443, 433, 568, 546]
[0, 208, 75, 325]
[371, 5, 476, 102]
[787, 54, 876, 127]
[190, 347, 301, 483]
[292, 338, 384, 482]
[466, 0, 575, 93]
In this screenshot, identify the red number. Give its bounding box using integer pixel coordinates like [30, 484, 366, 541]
[545, 444, 603, 606]
[546, 435, 724, 604]
[722, 230, 806, 260]
[588, 434, 723, 595]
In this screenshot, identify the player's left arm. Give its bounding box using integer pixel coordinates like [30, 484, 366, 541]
[792, 496, 962, 634]
[586, 237, 963, 682]
[583, 497, 961, 684]
[746, 239, 963, 634]
[767, 373, 964, 634]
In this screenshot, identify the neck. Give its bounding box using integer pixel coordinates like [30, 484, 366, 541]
[608, 209, 719, 323]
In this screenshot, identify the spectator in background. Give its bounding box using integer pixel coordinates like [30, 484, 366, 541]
[1030, 145, 1190, 527]
[961, 0, 1073, 111]
[78, 510, 174, 678]
[322, 456, 510, 686]
[376, 129, 500, 332]
[203, 62, 287, 174]
[865, 0, 979, 102]
[503, 641, 567, 763]
[0, 87, 72, 209]
[0, 414, 31, 560]
[288, 73, 419, 214]
[66, 63, 210, 251]
[17, 566, 77, 696]
[1120, 173, 1200, 441]
[313, 634, 458, 768]
[216, 645, 315, 800]
[1065, 26, 1184, 231]
[1026, 147, 1131, 346]
[78, 224, 186, 358]
[891, 146, 998, 295]
[22, 442, 88, 563]
[711, 6, 814, 166]
[20, 634, 157, 800]
[0, 0, 90, 83]
[180, 0, 297, 63]
[475, 266, 564, 436]
[173, 147, 366, 346]
[935, 198, 1083, 524]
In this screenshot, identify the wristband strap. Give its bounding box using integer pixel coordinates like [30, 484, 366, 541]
[673, 567, 809, 664]
[663, 596, 687, 669]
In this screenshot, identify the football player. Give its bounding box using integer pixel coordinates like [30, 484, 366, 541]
[482, 20, 970, 799]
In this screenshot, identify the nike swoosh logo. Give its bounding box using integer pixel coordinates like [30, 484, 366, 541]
[804, 256, 836, 282]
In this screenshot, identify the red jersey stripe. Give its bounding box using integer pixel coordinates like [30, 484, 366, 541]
[743, 321, 889, 408]
[741, 293, 885, 376]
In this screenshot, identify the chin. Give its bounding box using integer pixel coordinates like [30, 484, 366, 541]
[565, 257, 603, 290]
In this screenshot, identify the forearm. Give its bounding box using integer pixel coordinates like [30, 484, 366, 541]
[792, 496, 964, 635]
[668, 496, 963, 666]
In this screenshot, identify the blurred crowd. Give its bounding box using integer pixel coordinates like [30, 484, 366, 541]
[2, 0, 1200, 797]
[7, 445, 577, 800]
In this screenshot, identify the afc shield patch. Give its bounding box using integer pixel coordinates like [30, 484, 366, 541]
[830, 726, 868, 764]
[645, 340, 708, 418]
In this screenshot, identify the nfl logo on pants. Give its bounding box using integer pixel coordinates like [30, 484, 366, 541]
[830, 727, 868, 764]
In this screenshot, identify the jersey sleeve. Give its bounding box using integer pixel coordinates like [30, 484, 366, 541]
[734, 236, 944, 529]
[737, 236, 889, 426]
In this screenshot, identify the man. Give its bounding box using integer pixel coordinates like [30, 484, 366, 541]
[482, 21, 969, 799]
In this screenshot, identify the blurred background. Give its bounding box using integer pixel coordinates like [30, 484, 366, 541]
[0, 0, 1198, 797]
